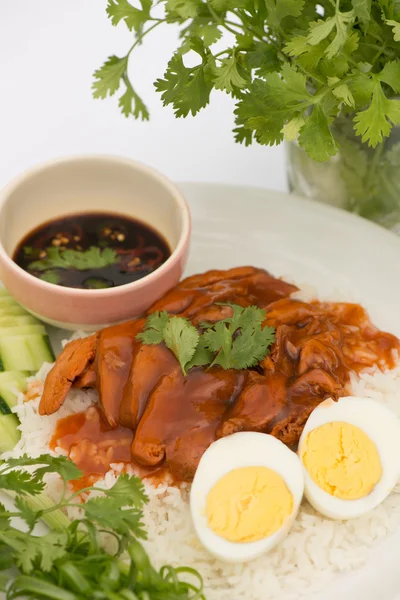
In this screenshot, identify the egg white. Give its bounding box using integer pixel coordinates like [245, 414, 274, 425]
[190, 432, 304, 563]
[298, 396, 400, 520]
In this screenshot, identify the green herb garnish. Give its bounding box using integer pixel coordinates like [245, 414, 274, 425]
[28, 246, 118, 272]
[137, 304, 275, 373]
[93, 0, 400, 163]
[39, 271, 61, 285]
[0, 454, 205, 599]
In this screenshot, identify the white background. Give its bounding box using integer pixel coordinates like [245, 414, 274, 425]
[0, 0, 286, 191]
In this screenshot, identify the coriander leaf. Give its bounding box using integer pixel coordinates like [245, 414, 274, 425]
[298, 104, 338, 162]
[0, 530, 68, 573]
[4, 454, 83, 483]
[166, 0, 200, 19]
[103, 473, 148, 509]
[39, 271, 61, 285]
[205, 322, 233, 369]
[352, 0, 371, 23]
[230, 304, 266, 330]
[284, 35, 309, 57]
[93, 55, 127, 99]
[28, 247, 118, 272]
[163, 316, 199, 375]
[235, 67, 311, 148]
[213, 55, 246, 93]
[184, 23, 222, 46]
[230, 325, 275, 368]
[307, 17, 336, 45]
[0, 471, 44, 497]
[379, 61, 400, 93]
[326, 12, 355, 59]
[0, 504, 10, 531]
[386, 19, 400, 41]
[184, 336, 214, 371]
[354, 80, 400, 146]
[247, 43, 280, 77]
[247, 115, 286, 146]
[308, 12, 355, 59]
[332, 83, 355, 107]
[119, 80, 150, 120]
[14, 496, 38, 531]
[281, 115, 305, 141]
[268, 63, 311, 107]
[209, 0, 246, 10]
[106, 0, 151, 34]
[136, 311, 170, 344]
[0, 573, 10, 592]
[155, 44, 214, 117]
[349, 72, 375, 106]
[265, 0, 305, 28]
[83, 498, 146, 538]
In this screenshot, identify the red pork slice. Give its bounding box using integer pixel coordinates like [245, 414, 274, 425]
[39, 334, 98, 416]
[148, 267, 297, 321]
[73, 365, 97, 389]
[96, 320, 144, 428]
[217, 371, 287, 438]
[131, 367, 244, 475]
[118, 344, 178, 430]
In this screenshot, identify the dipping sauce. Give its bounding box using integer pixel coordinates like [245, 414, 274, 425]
[13, 212, 171, 289]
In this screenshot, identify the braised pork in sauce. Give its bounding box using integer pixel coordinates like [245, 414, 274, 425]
[41, 266, 399, 485]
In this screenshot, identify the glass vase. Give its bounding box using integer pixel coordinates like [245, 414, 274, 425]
[286, 114, 400, 234]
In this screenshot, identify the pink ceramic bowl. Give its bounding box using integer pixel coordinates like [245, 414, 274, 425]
[0, 155, 190, 330]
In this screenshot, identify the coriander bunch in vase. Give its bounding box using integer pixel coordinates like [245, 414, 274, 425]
[94, 0, 400, 230]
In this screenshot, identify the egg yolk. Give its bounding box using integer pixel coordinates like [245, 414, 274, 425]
[302, 421, 382, 500]
[205, 466, 293, 543]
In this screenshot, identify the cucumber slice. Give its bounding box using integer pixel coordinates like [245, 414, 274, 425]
[0, 297, 20, 307]
[0, 306, 28, 317]
[0, 334, 54, 372]
[0, 377, 27, 410]
[0, 316, 38, 328]
[0, 289, 11, 298]
[0, 371, 29, 385]
[0, 325, 46, 337]
[0, 414, 20, 452]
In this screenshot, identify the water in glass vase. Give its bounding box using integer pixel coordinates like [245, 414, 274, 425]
[287, 114, 400, 234]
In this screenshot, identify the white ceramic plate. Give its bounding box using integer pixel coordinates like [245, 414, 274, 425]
[5, 182, 400, 600]
[179, 183, 400, 600]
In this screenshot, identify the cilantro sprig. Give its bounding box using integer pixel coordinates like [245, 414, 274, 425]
[28, 246, 118, 272]
[94, 0, 400, 162]
[0, 454, 205, 599]
[137, 304, 275, 373]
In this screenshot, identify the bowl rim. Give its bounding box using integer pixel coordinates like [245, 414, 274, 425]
[0, 154, 191, 298]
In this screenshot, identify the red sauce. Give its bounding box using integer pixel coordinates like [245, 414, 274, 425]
[45, 267, 400, 489]
[50, 406, 133, 488]
[50, 405, 171, 489]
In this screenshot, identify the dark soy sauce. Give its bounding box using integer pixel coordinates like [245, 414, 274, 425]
[13, 212, 171, 289]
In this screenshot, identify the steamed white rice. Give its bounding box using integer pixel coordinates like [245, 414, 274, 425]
[6, 300, 400, 600]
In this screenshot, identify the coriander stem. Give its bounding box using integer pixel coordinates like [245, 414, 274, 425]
[206, 0, 241, 36]
[127, 21, 162, 58]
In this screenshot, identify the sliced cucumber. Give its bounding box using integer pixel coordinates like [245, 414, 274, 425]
[0, 297, 21, 307]
[0, 306, 28, 317]
[0, 371, 29, 385]
[0, 377, 27, 411]
[0, 325, 46, 337]
[0, 316, 38, 328]
[0, 414, 21, 452]
[0, 289, 11, 298]
[0, 334, 54, 372]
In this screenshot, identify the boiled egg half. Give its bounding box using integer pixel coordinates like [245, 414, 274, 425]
[190, 432, 304, 563]
[298, 396, 400, 520]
